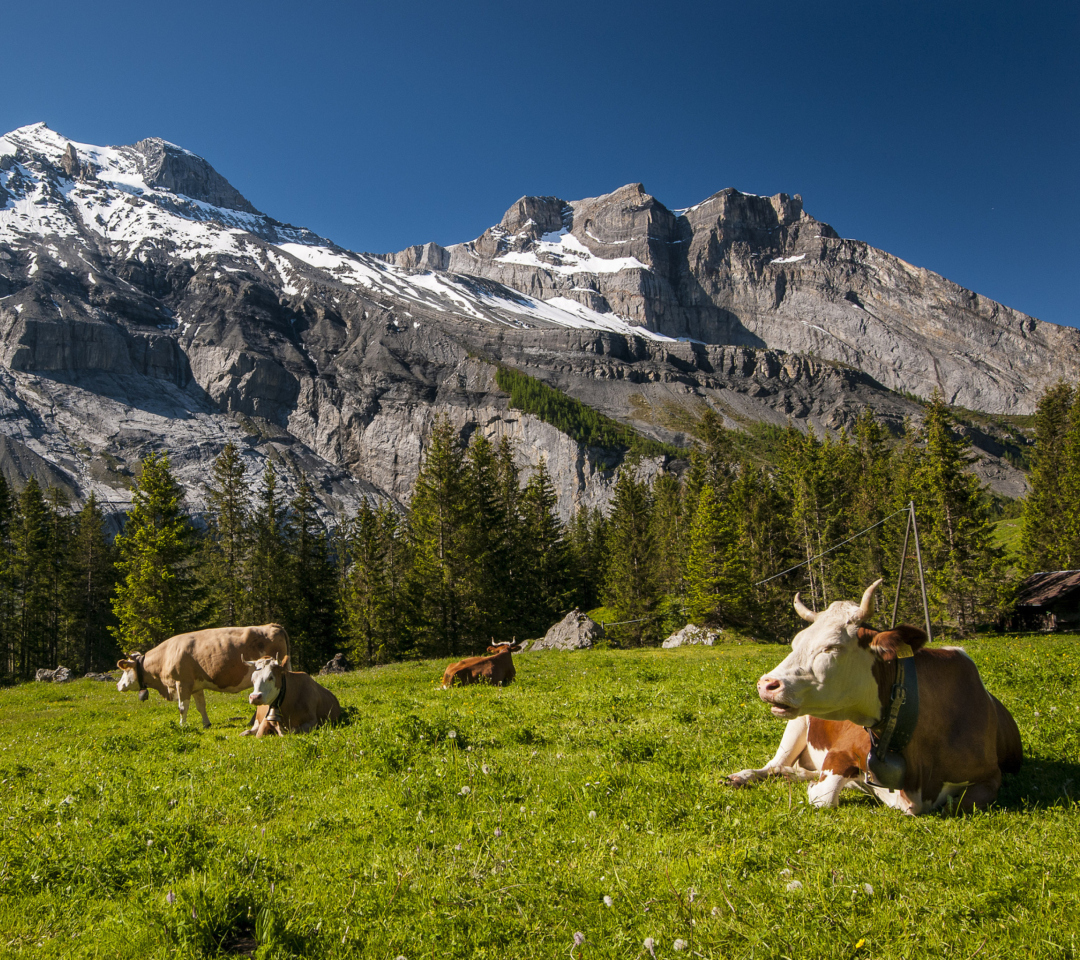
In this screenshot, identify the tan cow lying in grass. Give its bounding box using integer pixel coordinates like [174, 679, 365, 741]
[441, 643, 522, 689]
[116, 624, 290, 728]
[241, 656, 341, 737]
[728, 580, 1022, 814]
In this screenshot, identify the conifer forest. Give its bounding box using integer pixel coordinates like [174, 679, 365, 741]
[2, 386, 1071, 681]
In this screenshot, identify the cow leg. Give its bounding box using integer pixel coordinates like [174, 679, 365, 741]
[728, 716, 813, 786]
[806, 773, 854, 808]
[175, 683, 193, 725]
[192, 690, 212, 729]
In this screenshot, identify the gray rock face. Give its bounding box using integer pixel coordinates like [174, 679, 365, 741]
[123, 137, 261, 215]
[532, 609, 605, 651]
[662, 624, 722, 648]
[0, 122, 1061, 522]
[439, 184, 1079, 416]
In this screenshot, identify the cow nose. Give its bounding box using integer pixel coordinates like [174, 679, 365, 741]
[758, 676, 782, 697]
[249, 693, 262, 704]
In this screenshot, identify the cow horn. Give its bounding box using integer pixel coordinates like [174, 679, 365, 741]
[793, 593, 818, 622]
[856, 579, 884, 623]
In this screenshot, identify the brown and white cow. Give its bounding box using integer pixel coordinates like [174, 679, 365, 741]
[728, 580, 1022, 814]
[441, 643, 522, 689]
[241, 656, 341, 736]
[116, 624, 289, 728]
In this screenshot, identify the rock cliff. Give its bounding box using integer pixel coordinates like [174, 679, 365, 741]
[0, 123, 1065, 518]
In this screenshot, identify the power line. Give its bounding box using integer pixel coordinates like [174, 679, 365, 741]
[752, 505, 910, 587]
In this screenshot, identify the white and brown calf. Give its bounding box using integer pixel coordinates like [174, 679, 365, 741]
[241, 656, 341, 737]
[729, 580, 1022, 814]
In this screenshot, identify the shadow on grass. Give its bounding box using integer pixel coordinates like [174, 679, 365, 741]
[995, 756, 1080, 810]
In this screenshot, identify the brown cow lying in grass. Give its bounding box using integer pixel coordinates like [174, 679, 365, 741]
[116, 624, 290, 728]
[441, 643, 522, 689]
[241, 656, 341, 737]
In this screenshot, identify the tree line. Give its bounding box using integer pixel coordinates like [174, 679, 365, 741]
[0, 390, 1034, 680]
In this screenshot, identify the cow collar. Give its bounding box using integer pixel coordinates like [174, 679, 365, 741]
[864, 645, 920, 791]
[132, 653, 149, 702]
[265, 671, 287, 724]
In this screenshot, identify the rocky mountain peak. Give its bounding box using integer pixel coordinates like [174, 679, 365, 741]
[122, 137, 262, 216]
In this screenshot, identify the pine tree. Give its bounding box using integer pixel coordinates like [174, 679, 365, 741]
[602, 470, 657, 645]
[111, 452, 205, 652]
[283, 471, 340, 669]
[519, 458, 571, 633]
[651, 472, 688, 599]
[0, 475, 14, 676]
[68, 493, 118, 673]
[685, 483, 748, 627]
[203, 443, 252, 626]
[11, 479, 51, 676]
[408, 417, 470, 656]
[1021, 381, 1073, 572]
[913, 395, 1006, 632]
[248, 461, 289, 625]
[567, 506, 607, 612]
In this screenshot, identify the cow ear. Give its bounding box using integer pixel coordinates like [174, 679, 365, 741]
[242, 658, 256, 667]
[117, 659, 133, 670]
[856, 628, 878, 649]
[870, 625, 929, 659]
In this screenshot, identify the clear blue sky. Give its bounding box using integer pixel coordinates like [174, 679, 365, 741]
[5, 1, 1077, 327]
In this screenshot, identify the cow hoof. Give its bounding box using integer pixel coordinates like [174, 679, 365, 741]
[726, 771, 755, 787]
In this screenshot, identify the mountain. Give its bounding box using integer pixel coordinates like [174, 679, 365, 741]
[1, 123, 1069, 517]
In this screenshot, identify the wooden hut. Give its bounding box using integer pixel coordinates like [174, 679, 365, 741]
[1010, 570, 1080, 632]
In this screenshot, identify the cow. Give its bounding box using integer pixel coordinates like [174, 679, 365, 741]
[116, 624, 290, 728]
[728, 580, 1022, 814]
[241, 656, 341, 736]
[441, 643, 522, 689]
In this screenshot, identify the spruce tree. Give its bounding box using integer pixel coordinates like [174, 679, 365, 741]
[685, 483, 748, 627]
[203, 443, 252, 626]
[248, 461, 289, 625]
[463, 434, 514, 642]
[520, 458, 571, 633]
[111, 452, 204, 652]
[0, 475, 13, 675]
[11, 479, 51, 675]
[913, 395, 1005, 632]
[1021, 381, 1073, 573]
[408, 417, 470, 656]
[283, 471, 340, 669]
[568, 506, 607, 612]
[602, 470, 657, 644]
[68, 493, 118, 673]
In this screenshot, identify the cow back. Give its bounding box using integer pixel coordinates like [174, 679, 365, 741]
[148, 624, 291, 690]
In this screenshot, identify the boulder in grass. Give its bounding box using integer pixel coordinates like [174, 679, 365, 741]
[661, 624, 723, 648]
[320, 652, 352, 675]
[531, 609, 605, 651]
[35, 665, 73, 682]
[84, 672, 116, 682]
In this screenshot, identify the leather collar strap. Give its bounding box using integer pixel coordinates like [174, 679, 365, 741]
[132, 653, 149, 701]
[266, 672, 287, 724]
[865, 647, 919, 790]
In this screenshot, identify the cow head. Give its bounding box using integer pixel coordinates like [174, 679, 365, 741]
[756, 580, 886, 727]
[116, 654, 149, 701]
[245, 656, 289, 705]
[486, 643, 523, 654]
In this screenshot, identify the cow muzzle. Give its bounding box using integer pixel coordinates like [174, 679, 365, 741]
[757, 675, 798, 717]
[249, 692, 263, 705]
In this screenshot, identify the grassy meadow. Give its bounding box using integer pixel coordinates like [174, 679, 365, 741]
[1, 636, 1078, 960]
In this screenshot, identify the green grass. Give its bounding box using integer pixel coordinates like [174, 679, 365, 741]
[1, 637, 1078, 959]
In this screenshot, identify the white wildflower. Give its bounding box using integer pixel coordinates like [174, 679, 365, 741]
[779, 868, 792, 878]
[603, 895, 613, 907]
[863, 883, 874, 895]
[448, 730, 457, 739]
[459, 786, 471, 796]
[644, 937, 656, 956]
[494, 828, 503, 838]
[674, 939, 688, 951]
[482, 764, 491, 775]
[589, 810, 597, 819]
[573, 931, 586, 946]
[786, 880, 803, 892]
[711, 906, 721, 917]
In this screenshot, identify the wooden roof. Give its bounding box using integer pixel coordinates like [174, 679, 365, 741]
[1015, 570, 1080, 608]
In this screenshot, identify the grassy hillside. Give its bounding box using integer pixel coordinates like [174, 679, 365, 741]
[1, 637, 1078, 959]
